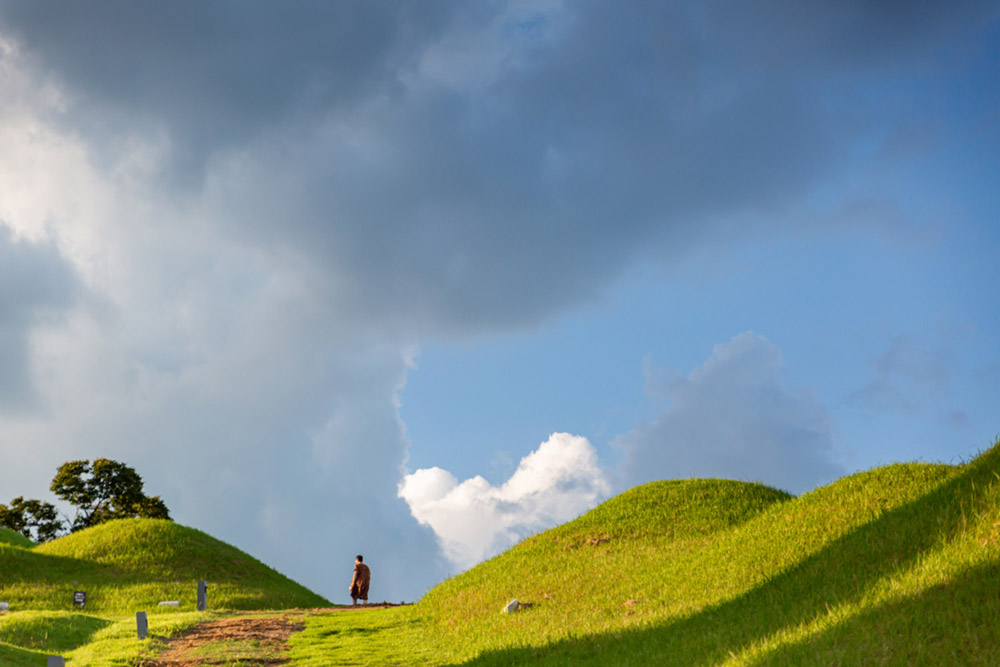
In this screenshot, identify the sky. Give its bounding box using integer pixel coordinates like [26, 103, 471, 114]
[0, 1, 998, 601]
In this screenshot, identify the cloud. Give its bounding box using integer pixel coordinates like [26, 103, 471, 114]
[0, 1, 990, 600]
[3, 2, 992, 335]
[847, 336, 952, 415]
[0, 225, 77, 412]
[616, 333, 840, 495]
[0, 89, 446, 599]
[399, 433, 610, 570]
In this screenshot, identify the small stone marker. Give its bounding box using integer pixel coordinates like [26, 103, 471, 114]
[73, 591, 87, 608]
[502, 598, 519, 614]
[197, 580, 208, 611]
[0, 602, 9, 612]
[158, 600, 180, 607]
[47, 657, 65, 667]
[136, 611, 149, 640]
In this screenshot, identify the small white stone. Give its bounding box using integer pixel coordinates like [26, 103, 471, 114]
[158, 601, 181, 607]
[0, 602, 9, 612]
[503, 598, 519, 614]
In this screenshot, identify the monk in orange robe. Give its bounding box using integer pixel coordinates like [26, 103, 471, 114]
[350, 554, 371, 605]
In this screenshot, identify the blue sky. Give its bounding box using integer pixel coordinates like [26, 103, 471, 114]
[403, 217, 999, 480]
[0, 1, 998, 600]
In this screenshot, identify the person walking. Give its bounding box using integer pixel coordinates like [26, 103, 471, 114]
[350, 554, 371, 606]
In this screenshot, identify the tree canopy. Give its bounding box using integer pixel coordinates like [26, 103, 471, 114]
[0, 458, 171, 542]
[0, 496, 63, 543]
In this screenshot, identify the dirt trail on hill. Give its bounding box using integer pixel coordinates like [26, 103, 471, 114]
[140, 605, 405, 666]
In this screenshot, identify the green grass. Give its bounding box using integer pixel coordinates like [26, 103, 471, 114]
[0, 611, 112, 652]
[411, 440, 1000, 665]
[0, 519, 329, 664]
[0, 642, 50, 667]
[289, 607, 434, 667]
[4, 438, 1000, 665]
[297, 438, 1000, 665]
[1, 518, 328, 614]
[0, 527, 35, 549]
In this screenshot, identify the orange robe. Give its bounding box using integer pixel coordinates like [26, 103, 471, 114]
[350, 562, 371, 600]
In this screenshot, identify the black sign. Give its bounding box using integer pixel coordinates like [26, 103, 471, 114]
[73, 591, 86, 608]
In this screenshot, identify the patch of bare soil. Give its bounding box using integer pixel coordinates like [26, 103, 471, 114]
[139, 615, 305, 666]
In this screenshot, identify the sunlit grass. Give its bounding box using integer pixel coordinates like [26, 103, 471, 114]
[307, 438, 999, 665]
[3, 438, 999, 665]
[430, 440, 1000, 665]
[1, 518, 328, 615]
[0, 518, 328, 664]
[289, 607, 435, 667]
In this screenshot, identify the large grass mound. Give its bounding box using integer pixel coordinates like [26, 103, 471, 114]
[395, 438, 1000, 665]
[0, 519, 328, 614]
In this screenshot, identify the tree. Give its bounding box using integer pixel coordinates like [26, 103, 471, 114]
[1, 458, 172, 542]
[50, 458, 171, 532]
[0, 496, 64, 543]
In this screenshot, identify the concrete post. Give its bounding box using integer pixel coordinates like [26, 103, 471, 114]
[136, 611, 149, 640]
[197, 580, 208, 611]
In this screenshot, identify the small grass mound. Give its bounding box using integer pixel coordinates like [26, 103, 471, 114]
[0, 527, 34, 549]
[0, 610, 112, 653]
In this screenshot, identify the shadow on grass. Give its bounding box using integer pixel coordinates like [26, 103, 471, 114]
[755, 560, 1000, 666]
[0, 545, 104, 585]
[0, 642, 48, 667]
[0, 612, 114, 653]
[457, 446, 1000, 665]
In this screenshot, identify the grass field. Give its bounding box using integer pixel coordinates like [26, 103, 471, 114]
[2, 437, 998, 664]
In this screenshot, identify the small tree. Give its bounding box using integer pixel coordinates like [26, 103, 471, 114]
[0, 496, 64, 543]
[50, 458, 171, 532]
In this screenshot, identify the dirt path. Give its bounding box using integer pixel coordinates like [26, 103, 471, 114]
[140, 614, 304, 666]
[139, 605, 407, 666]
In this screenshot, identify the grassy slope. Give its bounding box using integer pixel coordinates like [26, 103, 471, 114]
[5, 439, 999, 665]
[0, 519, 329, 665]
[0, 527, 35, 549]
[1, 518, 328, 614]
[293, 438, 1000, 665]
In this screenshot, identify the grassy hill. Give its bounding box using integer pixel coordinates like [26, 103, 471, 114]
[292, 437, 1000, 665]
[0, 518, 329, 666]
[4, 438, 999, 665]
[406, 440, 1000, 664]
[0, 518, 329, 615]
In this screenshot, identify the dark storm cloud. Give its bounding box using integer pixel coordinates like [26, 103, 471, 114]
[0, 225, 77, 410]
[0, 0, 455, 177]
[1, 1, 994, 332]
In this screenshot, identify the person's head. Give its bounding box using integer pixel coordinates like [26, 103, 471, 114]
[356, 555, 363, 563]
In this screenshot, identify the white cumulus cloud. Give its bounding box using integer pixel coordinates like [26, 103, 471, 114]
[399, 433, 610, 570]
